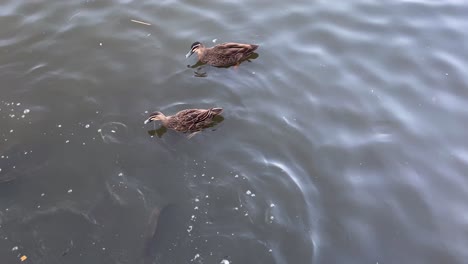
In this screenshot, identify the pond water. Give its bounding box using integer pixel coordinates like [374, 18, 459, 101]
[1, 1, 468, 263]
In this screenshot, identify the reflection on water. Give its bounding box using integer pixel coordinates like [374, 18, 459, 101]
[1, 0, 468, 263]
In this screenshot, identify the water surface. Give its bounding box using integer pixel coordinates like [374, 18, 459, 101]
[1, 1, 468, 263]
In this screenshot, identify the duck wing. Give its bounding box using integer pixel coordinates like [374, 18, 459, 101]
[173, 108, 222, 132]
[215, 43, 258, 56]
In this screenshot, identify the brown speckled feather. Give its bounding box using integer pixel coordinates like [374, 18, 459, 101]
[198, 42, 259, 67]
[165, 108, 223, 133]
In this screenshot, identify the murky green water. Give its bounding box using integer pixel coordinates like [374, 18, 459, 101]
[1, 1, 468, 263]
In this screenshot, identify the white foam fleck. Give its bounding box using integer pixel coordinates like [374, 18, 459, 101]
[23, 109, 30, 114]
[11, 246, 18, 251]
[246, 190, 252, 195]
[270, 203, 275, 207]
[57, 124, 62, 128]
[67, 189, 73, 193]
[85, 124, 90, 128]
[212, 39, 217, 43]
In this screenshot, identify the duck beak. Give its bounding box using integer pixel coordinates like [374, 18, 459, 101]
[144, 118, 152, 124]
[185, 50, 194, 58]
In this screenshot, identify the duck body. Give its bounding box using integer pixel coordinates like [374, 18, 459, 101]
[144, 108, 223, 136]
[186, 42, 259, 67]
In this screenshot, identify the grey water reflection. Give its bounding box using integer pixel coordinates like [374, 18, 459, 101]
[1, 0, 468, 264]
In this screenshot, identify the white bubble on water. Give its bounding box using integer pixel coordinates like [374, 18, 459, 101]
[67, 189, 73, 193]
[85, 124, 90, 128]
[23, 109, 30, 114]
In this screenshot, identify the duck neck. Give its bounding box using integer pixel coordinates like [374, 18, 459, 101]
[196, 48, 206, 60]
[159, 114, 170, 126]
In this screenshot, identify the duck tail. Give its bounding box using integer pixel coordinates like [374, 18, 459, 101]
[210, 107, 223, 115]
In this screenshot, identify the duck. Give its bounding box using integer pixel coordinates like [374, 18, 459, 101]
[185, 41, 259, 67]
[144, 108, 223, 138]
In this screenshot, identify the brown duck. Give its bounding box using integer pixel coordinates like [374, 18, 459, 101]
[185, 41, 259, 67]
[144, 108, 223, 138]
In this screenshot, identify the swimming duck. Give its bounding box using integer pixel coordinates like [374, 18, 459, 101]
[144, 108, 223, 138]
[185, 42, 259, 67]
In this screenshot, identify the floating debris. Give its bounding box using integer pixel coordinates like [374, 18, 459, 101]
[131, 19, 151, 26]
[220, 258, 230, 264]
[20, 255, 27, 262]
